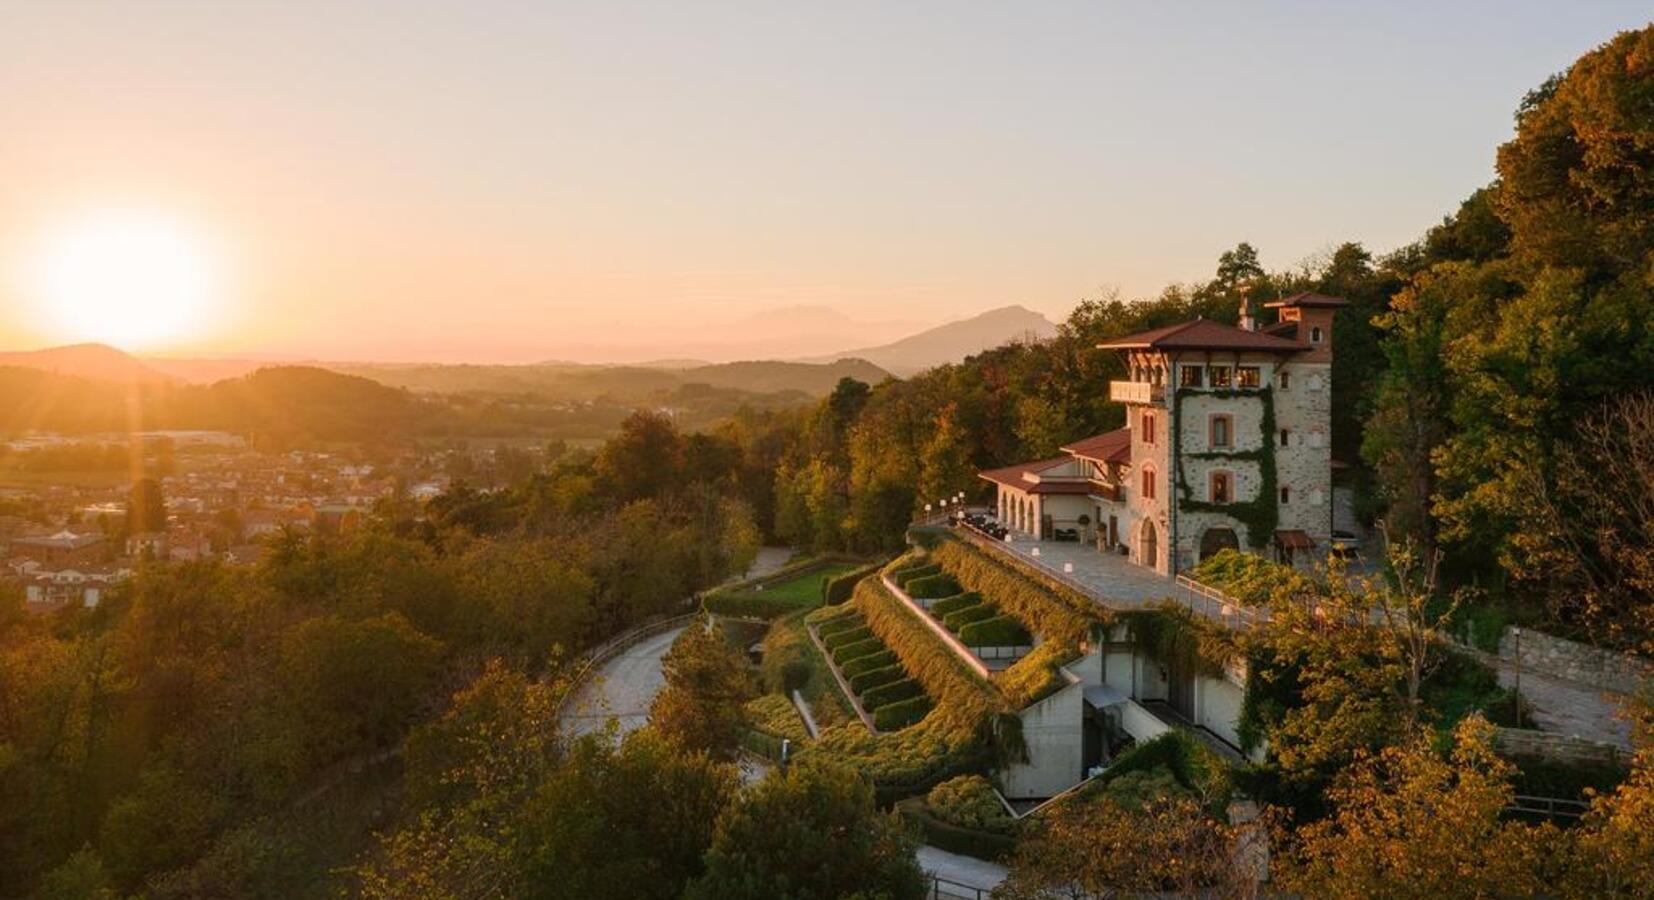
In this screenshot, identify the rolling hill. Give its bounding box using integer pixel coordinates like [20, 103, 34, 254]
[0, 343, 177, 385]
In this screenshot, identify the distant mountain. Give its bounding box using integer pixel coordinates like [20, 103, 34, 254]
[331, 357, 891, 399]
[0, 343, 176, 385]
[675, 358, 891, 394]
[805, 305, 1057, 375]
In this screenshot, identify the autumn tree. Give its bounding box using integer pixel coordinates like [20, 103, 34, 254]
[649, 616, 752, 760]
[684, 759, 925, 900]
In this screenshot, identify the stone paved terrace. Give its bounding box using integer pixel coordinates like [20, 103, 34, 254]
[952, 522, 1181, 609]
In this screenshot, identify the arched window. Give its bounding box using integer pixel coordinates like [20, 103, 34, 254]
[1310, 325, 1324, 343]
[1308, 374, 1324, 392]
[1310, 489, 1324, 507]
[1280, 485, 1291, 504]
[1309, 430, 1325, 449]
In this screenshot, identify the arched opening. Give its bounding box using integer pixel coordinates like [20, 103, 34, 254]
[1140, 520, 1159, 570]
[1199, 527, 1239, 561]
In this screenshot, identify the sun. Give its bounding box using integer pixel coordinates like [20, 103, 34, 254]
[32, 211, 218, 349]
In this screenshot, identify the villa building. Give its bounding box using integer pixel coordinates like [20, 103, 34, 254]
[981, 293, 1348, 576]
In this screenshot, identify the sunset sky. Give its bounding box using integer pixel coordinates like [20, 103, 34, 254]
[1, 1, 1648, 362]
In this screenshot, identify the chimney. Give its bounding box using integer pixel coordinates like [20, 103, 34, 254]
[1238, 294, 1257, 332]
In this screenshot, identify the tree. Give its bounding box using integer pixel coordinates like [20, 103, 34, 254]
[918, 403, 975, 507]
[595, 410, 686, 503]
[997, 788, 1253, 899]
[1279, 716, 1557, 900]
[126, 477, 167, 535]
[649, 616, 751, 760]
[685, 759, 925, 900]
[1562, 690, 1654, 897]
[1215, 242, 1265, 293]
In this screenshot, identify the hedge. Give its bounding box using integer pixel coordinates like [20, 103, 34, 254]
[942, 603, 998, 631]
[862, 678, 925, 710]
[958, 615, 1032, 647]
[894, 563, 942, 589]
[840, 650, 898, 678]
[761, 610, 855, 729]
[895, 798, 1017, 861]
[704, 592, 811, 620]
[824, 625, 873, 651]
[852, 579, 997, 733]
[931, 536, 1103, 645]
[823, 562, 883, 606]
[817, 614, 866, 639]
[834, 638, 887, 664]
[906, 573, 962, 600]
[996, 641, 1078, 709]
[850, 664, 907, 694]
[746, 693, 811, 743]
[873, 695, 933, 730]
[930, 592, 985, 617]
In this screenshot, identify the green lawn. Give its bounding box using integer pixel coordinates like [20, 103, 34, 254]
[705, 561, 864, 619]
[751, 563, 861, 605]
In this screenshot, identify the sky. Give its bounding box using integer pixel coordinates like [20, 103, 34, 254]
[0, 1, 1649, 362]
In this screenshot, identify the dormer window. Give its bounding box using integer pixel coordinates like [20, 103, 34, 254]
[1310, 326, 1324, 343]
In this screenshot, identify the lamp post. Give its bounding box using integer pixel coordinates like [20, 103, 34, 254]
[1512, 626, 1523, 724]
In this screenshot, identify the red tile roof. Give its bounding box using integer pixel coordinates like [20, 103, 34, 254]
[1060, 427, 1132, 464]
[1097, 318, 1307, 353]
[977, 457, 1090, 494]
[1264, 292, 1351, 309]
[1274, 529, 1316, 550]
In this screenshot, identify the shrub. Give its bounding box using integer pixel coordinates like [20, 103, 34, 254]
[895, 798, 1017, 861]
[930, 592, 985, 617]
[704, 592, 808, 620]
[823, 563, 882, 606]
[851, 579, 997, 733]
[833, 638, 886, 664]
[924, 775, 1014, 833]
[958, 615, 1031, 647]
[824, 626, 872, 651]
[996, 641, 1077, 709]
[943, 603, 997, 631]
[774, 658, 811, 694]
[862, 678, 924, 710]
[906, 574, 962, 600]
[894, 563, 941, 589]
[1191, 548, 1310, 606]
[816, 614, 864, 639]
[850, 665, 907, 694]
[873, 695, 932, 731]
[746, 693, 810, 743]
[840, 650, 898, 678]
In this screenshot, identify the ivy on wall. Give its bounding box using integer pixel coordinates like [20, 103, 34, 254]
[1172, 386, 1279, 548]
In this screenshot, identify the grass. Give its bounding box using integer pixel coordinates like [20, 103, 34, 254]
[705, 561, 863, 618]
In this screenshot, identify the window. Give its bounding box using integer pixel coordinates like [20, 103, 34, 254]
[1279, 428, 1291, 447]
[1310, 489, 1324, 506]
[1141, 466, 1156, 500]
[1209, 414, 1232, 449]
[1237, 366, 1260, 388]
[1310, 326, 1324, 343]
[1279, 370, 1291, 391]
[1210, 471, 1232, 504]
[1280, 486, 1291, 504]
[1180, 365, 1204, 388]
[1209, 365, 1232, 388]
[1141, 412, 1156, 445]
[1309, 430, 1324, 449]
[1308, 374, 1323, 392]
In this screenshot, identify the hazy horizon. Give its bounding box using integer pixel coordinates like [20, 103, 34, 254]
[3, 1, 1650, 362]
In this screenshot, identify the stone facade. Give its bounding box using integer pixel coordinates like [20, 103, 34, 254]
[1498, 627, 1654, 694]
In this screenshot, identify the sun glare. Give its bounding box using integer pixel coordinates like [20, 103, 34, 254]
[32, 211, 218, 349]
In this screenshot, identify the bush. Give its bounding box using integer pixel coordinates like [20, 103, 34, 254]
[746, 693, 810, 743]
[1190, 548, 1310, 606]
[851, 579, 996, 732]
[873, 695, 932, 731]
[776, 658, 811, 694]
[942, 603, 997, 631]
[840, 650, 898, 678]
[924, 775, 1014, 833]
[704, 592, 809, 620]
[850, 664, 907, 694]
[894, 563, 941, 589]
[895, 798, 1017, 861]
[930, 592, 985, 617]
[906, 574, 962, 600]
[816, 614, 864, 638]
[824, 626, 872, 652]
[833, 638, 886, 664]
[823, 563, 882, 606]
[958, 615, 1031, 647]
[862, 679, 924, 710]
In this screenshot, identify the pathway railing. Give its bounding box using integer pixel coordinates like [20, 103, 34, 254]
[930, 875, 992, 900]
[557, 610, 699, 714]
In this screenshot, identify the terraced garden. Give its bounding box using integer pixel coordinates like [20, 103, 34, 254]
[817, 605, 934, 730]
[703, 558, 867, 619]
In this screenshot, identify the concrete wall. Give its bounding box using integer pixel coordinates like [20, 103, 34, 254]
[1002, 678, 1086, 799]
[1196, 673, 1247, 749]
[1498, 627, 1654, 694]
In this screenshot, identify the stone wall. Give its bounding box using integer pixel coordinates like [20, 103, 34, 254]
[1499, 627, 1654, 694]
[1493, 727, 1630, 768]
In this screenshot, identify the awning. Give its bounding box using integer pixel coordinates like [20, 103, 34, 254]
[1274, 529, 1315, 550]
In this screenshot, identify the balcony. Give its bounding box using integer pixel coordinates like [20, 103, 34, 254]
[1108, 380, 1165, 405]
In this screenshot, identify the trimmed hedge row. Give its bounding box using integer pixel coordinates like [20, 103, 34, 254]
[958, 615, 1032, 647]
[894, 563, 942, 589]
[817, 615, 865, 639]
[873, 696, 933, 730]
[930, 592, 984, 617]
[823, 562, 883, 606]
[850, 664, 907, 694]
[824, 625, 872, 651]
[704, 592, 808, 620]
[907, 573, 962, 600]
[852, 578, 998, 732]
[834, 638, 885, 664]
[840, 650, 898, 678]
[862, 678, 925, 710]
[931, 536, 1104, 645]
[943, 603, 997, 631]
[895, 798, 1017, 862]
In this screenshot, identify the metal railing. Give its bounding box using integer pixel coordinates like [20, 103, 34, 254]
[1174, 574, 1269, 630]
[930, 875, 992, 900]
[1508, 794, 1591, 820]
